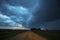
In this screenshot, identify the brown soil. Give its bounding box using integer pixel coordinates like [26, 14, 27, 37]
[7, 31, 47, 40]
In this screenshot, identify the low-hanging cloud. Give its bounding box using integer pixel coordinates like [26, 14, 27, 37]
[0, 11, 25, 27]
[0, 0, 40, 28]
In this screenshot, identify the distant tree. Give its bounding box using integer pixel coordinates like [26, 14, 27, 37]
[31, 28, 36, 31]
[31, 28, 41, 31]
[37, 28, 41, 31]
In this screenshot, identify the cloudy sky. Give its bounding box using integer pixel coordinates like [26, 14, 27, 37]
[0, 0, 60, 30]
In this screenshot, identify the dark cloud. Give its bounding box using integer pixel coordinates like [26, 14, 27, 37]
[0, 0, 60, 30]
[0, 0, 39, 28]
[41, 19, 60, 30]
[29, 0, 60, 29]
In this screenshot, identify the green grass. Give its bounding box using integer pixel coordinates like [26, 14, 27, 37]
[32, 30, 60, 40]
[0, 30, 60, 40]
[0, 30, 28, 40]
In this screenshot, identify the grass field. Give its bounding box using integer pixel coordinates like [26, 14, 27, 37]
[0, 29, 60, 40]
[0, 29, 28, 40]
[32, 30, 60, 40]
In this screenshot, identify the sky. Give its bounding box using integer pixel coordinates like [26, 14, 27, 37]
[0, 0, 60, 30]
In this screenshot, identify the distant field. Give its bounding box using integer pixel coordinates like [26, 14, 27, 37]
[0, 29, 28, 40]
[32, 30, 60, 40]
[0, 29, 60, 40]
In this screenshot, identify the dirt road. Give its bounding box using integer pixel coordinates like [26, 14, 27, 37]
[7, 31, 47, 40]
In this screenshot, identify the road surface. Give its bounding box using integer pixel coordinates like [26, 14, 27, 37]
[7, 31, 47, 40]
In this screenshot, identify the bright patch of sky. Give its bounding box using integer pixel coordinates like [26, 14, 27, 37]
[0, 11, 24, 27]
[0, 0, 40, 28]
[4, 4, 30, 15]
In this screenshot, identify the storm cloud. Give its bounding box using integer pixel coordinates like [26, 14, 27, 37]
[0, 0, 60, 30]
